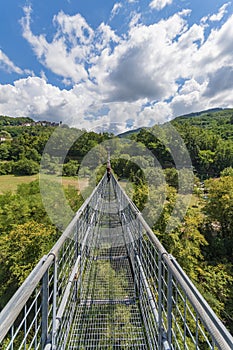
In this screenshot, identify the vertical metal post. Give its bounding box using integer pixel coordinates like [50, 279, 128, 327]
[11, 325, 14, 350]
[52, 257, 58, 349]
[74, 220, 79, 301]
[167, 268, 173, 346]
[24, 305, 27, 350]
[75, 220, 79, 259]
[138, 220, 142, 298]
[41, 269, 49, 348]
[35, 297, 38, 350]
[158, 252, 163, 348]
[183, 295, 187, 347]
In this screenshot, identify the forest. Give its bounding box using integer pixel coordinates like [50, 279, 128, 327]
[0, 109, 233, 336]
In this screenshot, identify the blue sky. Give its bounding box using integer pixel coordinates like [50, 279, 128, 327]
[0, 0, 232, 133]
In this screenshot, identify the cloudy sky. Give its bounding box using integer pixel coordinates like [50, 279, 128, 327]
[0, 0, 232, 133]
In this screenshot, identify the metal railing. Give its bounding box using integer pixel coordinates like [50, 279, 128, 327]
[0, 175, 106, 350]
[112, 174, 233, 350]
[0, 173, 233, 350]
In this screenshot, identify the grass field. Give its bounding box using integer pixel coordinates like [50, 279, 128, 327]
[0, 174, 89, 194]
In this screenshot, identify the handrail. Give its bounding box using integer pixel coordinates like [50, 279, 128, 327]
[113, 173, 233, 350]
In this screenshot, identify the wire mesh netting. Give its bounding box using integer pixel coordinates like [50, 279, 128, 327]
[67, 181, 148, 349]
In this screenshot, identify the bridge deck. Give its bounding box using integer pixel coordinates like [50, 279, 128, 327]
[2, 175, 233, 349]
[67, 181, 148, 349]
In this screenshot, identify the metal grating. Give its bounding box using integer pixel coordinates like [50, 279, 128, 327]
[68, 304, 147, 349]
[67, 181, 148, 349]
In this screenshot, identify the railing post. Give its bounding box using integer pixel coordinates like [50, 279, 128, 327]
[167, 267, 173, 346]
[74, 220, 79, 301]
[11, 326, 14, 350]
[52, 257, 58, 349]
[137, 220, 142, 298]
[158, 252, 163, 348]
[41, 269, 49, 348]
[75, 220, 79, 258]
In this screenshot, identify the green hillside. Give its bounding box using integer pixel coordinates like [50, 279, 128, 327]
[172, 108, 233, 139]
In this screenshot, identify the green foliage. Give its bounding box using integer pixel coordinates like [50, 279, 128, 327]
[63, 160, 79, 176]
[171, 109, 233, 178]
[164, 167, 178, 188]
[168, 208, 207, 279]
[64, 185, 84, 212]
[205, 176, 233, 241]
[220, 166, 233, 177]
[0, 161, 13, 175]
[13, 158, 39, 175]
[197, 264, 233, 317]
[0, 115, 34, 126]
[132, 179, 148, 211]
[0, 142, 10, 160]
[0, 221, 57, 307]
[0, 179, 83, 309]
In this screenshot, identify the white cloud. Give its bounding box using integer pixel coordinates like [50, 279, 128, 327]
[149, 0, 173, 11]
[110, 3, 122, 20]
[0, 77, 95, 127]
[0, 4, 233, 133]
[95, 23, 120, 51]
[209, 2, 230, 22]
[0, 50, 23, 74]
[129, 13, 141, 28]
[102, 11, 198, 102]
[193, 14, 233, 76]
[21, 7, 92, 84]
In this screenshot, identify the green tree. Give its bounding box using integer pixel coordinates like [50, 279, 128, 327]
[0, 161, 13, 174]
[13, 158, 39, 175]
[220, 166, 233, 177]
[0, 142, 10, 160]
[204, 176, 233, 262]
[0, 221, 57, 307]
[63, 160, 79, 176]
[164, 167, 178, 188]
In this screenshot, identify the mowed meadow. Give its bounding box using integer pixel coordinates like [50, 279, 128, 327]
[0, 174, 89, 194]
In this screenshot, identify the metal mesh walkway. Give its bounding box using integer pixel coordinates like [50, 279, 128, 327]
[67, 181, 148, 349]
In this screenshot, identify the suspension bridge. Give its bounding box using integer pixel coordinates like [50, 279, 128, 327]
[0, 173, 233, 349]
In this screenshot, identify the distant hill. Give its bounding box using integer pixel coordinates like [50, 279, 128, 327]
[0, 115, 61, 138]
[173, 107, 233, 124]
[174, 107, 231, 119]
[118, 107, 233, 139]
[117, 127, 144, 138]
[172, 107, 233, 139]
[0, 115, 34, 126]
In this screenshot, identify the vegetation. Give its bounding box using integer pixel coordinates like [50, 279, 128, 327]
[0, 110, 233, 337]
[112, 108, 233, 333]
[0, 179, 83, 309]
